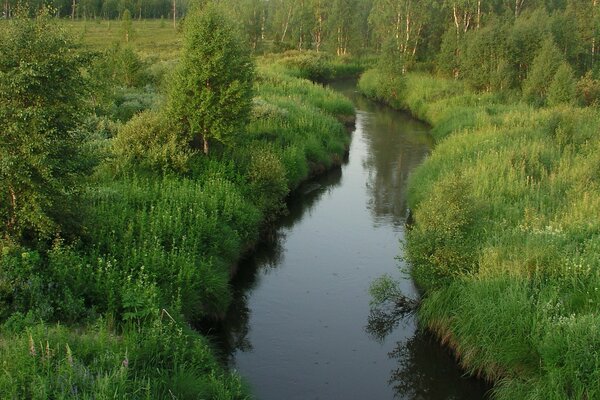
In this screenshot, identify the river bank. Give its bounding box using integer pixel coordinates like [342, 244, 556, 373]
[205, 78, 489, 399]
[0, 52, 355, 398]
[358, 70, 600, 399]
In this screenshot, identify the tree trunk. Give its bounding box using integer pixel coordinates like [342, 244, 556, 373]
[453, 3, 460, 34]
[315, 9, 323, 52]
[203, 136, 209, 155]
[477, 0, 481, 29]
[404, 2, 411, 56]
[280, 5, 293, 43]
[515, 0, 525, 18]
[261, 10, 266, 40]
[396, 9, 402, 50]
[6, 186, 17, 236]
[172, 0, 176, 29]
[72, 0, 76, 19]
[593, 0, 598, 66]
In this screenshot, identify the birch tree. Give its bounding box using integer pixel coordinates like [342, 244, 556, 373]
[168, 3, 254, 155]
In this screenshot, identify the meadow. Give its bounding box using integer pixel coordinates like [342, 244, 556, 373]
[359, 70, 600, 399]
[0, 18, 354, 399]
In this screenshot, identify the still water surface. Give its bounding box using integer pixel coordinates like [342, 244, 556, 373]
[211, 80, 490, 399]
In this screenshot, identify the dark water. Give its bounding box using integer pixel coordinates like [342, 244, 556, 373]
[209, 80, 490, 399]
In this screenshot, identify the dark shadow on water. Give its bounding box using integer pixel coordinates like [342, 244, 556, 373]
[201, 166, 344, 363]
[366, 302, 492, 399]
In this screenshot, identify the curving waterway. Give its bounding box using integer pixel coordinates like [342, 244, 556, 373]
[209, 80, 490, 399]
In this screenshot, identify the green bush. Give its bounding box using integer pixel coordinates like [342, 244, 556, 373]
[113, 110, 193, 173]
[247, 147, 289, 224]
[407, 173, 480, 289]
[547, 62, 577, 106]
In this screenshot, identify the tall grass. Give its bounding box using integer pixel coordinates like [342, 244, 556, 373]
[0, 27, 355, 398]
[0, 317, 249, 399]
[359, 68, 600, 399]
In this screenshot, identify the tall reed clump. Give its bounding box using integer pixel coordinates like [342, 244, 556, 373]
[359, 68, 600, 399]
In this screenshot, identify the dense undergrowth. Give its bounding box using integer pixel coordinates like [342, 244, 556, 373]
[0, 21, 354, 398]
[359, 70, 600, 399]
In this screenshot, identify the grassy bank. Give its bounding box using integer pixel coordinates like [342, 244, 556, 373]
[0, 19, 354, 398]
[359, 70, 600, 399]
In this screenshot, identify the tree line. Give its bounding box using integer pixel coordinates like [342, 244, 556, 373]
[8, 1, 599, 83]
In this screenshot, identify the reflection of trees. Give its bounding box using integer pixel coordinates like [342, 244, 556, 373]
[329, 78, 433, 228]
[366, 303, 491, 400]
[366, 299, 417, 343]
[387, 330, 491, 400]
[361, 110, 431, 227]
[201, 166, 343, 365]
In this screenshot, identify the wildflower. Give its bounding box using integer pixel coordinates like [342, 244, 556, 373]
[29, 334, 36, 357]
[66, 344, 73, 367]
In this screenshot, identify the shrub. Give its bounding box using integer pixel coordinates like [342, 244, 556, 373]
[407, 173, 480, 290]
[112, 110, 193, 173]
[247, 146, 289, 223]
[547, 62, 577, 106]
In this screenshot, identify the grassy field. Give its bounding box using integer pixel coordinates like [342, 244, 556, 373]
[359, 70, 600, 399]
[0, 19, 354, 399]
[63, 19, 181, 59]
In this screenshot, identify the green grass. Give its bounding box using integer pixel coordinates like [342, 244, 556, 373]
[0, 21, 355, 399]
[65, 19, 181, 61]
[0, 317, 249, 399]
[359, 69, 600, 399]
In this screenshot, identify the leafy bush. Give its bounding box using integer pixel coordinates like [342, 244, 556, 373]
[547, 62, 577, 106]
[247, 147, 289, 224]
[113, 110, 193, 173]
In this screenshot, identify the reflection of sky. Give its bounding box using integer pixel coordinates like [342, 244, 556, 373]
[211, 81, 488, 400]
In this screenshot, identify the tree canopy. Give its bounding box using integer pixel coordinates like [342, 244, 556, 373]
[168, 2, 254, 155]
[0, 10, 92, 242]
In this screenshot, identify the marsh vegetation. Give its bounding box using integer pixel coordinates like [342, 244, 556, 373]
[2, 0, 600, 398]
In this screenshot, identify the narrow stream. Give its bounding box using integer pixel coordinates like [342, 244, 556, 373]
[210, 80, 490, 399]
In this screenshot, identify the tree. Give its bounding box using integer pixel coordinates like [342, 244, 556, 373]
[522, 37, 564, 104]
[169, 3, 254, 155]
[121, 8, 132, 42]
[0, 10, 92, 242]
[547, 61, 577, 105]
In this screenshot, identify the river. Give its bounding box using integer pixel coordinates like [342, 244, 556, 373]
[209, 79, 490, 399]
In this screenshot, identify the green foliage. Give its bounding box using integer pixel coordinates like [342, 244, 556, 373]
[436, 27, 461, 78]
[369, 274, 401, 307]
[547, 62, 577, 106]
[357, 68, 405, 109]
[113, 110, 193, 173]
[169, 3, 254, 153]
[0, 11, 93, 242]
[0, 319, 250, 399]
[522, 38, 564, 105]
[378, 39, 405, 76]
[373, 71, 600, 399]
[247, 147, 289, 224]
[407, 173, 480, 289]
[576, 71, 600, 106]
[121, 9, 133, 42]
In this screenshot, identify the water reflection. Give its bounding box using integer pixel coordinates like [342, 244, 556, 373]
[335, 80, 433, 229]
[203, 79, 490, 400]
[366, 302, 491, 399]
[206, 167, 344, 363]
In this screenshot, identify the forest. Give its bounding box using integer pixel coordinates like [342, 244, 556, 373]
[1, 0, 600, 399]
